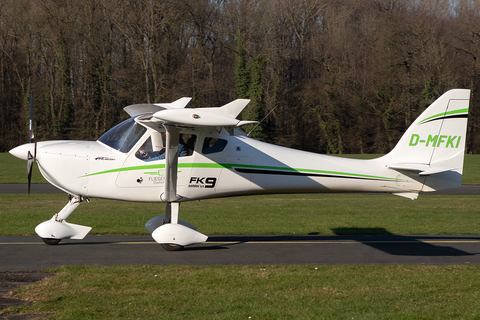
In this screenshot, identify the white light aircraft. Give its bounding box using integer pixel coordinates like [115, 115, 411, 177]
[9, 89, 470, 250]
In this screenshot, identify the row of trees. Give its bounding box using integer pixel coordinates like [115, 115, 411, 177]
[1, 0, 480, 154]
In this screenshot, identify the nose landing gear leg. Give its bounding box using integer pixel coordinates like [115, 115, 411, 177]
[35, 195, 92, 245]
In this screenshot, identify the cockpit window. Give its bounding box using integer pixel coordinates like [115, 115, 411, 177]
[98, 118, 146, 153]
[137, 134, 196, 161]
[202, 137, 228, 154]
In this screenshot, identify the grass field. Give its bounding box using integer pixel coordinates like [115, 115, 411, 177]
[2, 152, 480, 319]
[0, 153, 47, 183]
[3, 265, 480, 319]
[2, 193, 480, 236]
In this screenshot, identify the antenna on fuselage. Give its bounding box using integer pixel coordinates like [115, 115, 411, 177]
[27, 91, 37, 195]
[246, 104, 278, 137]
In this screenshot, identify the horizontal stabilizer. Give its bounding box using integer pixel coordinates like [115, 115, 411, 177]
[387, 163, 456, 176]
[393, 192, 419, 200]
[419, 167, 456, 176]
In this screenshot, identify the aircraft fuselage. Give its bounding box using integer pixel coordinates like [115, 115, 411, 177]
[24, 127, 424, 202]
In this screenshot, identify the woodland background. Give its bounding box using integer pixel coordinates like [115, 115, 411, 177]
[1, 0, 480, 154]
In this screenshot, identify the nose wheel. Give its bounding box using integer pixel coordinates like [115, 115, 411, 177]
[42, 238, 61, 245]
[161, 243, 185, 251]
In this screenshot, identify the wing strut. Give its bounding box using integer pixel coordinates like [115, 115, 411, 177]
[149, 124, 208, 250]
[161, 124, 182, 203]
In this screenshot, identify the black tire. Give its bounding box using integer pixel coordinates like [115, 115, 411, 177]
[42, 238, 61, 245]
[161, 243, 184, 251]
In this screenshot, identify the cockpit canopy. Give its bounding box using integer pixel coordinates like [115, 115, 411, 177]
[98, 118, 146, 153]
[98, 116, 230, 157]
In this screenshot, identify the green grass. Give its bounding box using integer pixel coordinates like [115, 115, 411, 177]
[463, 155, 480, 184]
[2, 152, 480, 184]
[0, 153, 47, 183]
[2, 193, 480, 236]
[4, 265, 480, 319]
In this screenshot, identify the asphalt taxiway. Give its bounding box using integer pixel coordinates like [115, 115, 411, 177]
[1, 235, 480, 270]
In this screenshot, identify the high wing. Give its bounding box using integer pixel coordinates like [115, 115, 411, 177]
[124, 97, 192, 117]
[152, 98, 255, 127]
[125, 97, 255, 127]
[131, 98, 255, 248]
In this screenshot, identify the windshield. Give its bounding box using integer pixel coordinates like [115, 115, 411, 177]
[98, 118, 146, 153]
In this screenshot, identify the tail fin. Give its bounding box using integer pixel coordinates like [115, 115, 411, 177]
[382, 89, 470, 191]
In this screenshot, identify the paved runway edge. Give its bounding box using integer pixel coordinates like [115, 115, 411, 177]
[0, 184, 63, 194]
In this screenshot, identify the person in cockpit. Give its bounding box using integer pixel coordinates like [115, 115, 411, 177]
[137, 134, 194, 161]
[145, 139, 188, 161]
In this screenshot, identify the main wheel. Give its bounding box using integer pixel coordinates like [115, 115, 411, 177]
[42, 238, 61, 245]
[161, 243, 185, 251]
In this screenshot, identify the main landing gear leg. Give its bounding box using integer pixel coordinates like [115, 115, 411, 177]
[35, 195, 92, 245]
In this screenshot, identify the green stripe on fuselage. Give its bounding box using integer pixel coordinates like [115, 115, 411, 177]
[79, 163, 395, 181]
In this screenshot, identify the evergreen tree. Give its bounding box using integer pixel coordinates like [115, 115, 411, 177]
[244, 56, 266, 140]
[234, 36, 249, 99]
[234, 36, 266, 140]
[420, 77, 440, 110]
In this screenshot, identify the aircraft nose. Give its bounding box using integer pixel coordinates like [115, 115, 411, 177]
[9, 143, 35, 161]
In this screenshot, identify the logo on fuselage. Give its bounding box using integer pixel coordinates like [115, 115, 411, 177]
[188, 177, 217, 188]
[409, 134, 461, 148]
[95, 157, 115, 161]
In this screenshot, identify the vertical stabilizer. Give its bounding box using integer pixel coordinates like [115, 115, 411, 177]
[383, 89, 470, 191]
